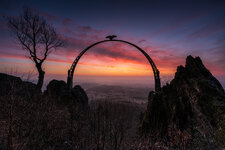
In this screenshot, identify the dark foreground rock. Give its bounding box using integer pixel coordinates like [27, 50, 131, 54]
[44, 80, 89, 111]
[0, 73, 40, 98]
[0, 75, 89, 149]
[0, 73, 89, 111]
[140, 55, 225, 149]
[71, 85, 89, 110]
[44, 79, 67, 101]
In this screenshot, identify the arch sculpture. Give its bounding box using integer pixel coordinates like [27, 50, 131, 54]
[67, 36, 161, 91]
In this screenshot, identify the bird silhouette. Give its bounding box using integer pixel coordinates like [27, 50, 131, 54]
[105, 35, 117, 40]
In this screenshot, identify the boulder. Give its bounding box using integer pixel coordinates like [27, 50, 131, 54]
[44, 80, 67, 102]
[71, 85, 89, 111]
[44, 80, 89, 111]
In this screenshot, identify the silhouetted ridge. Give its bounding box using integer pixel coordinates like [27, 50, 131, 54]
[0, 73, 39, 98]
[140, 55, 225, 149]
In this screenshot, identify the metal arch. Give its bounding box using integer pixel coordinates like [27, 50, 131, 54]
[67, 39, 161, 91]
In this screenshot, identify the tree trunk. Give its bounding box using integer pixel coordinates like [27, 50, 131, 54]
[36, 63, 45, 90]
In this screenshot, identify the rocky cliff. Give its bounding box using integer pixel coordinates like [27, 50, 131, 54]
[140, 56, 225, 149]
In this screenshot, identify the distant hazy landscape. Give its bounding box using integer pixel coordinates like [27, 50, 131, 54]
[18, 74, 225, 105]
[83, 83, 152, 104]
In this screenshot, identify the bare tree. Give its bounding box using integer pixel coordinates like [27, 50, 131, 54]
[7, 7, 65, 89]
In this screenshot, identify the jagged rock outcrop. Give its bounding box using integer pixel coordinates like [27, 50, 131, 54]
[44, 80, 89, 111]
[0, 73, 39, 98]
[140, 56, 225, 149]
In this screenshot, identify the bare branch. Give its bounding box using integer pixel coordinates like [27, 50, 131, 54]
[7, 7, 65, 89]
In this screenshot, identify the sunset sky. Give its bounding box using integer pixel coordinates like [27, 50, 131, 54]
[0, 0, 225, 87]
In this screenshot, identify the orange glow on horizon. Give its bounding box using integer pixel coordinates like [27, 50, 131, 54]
[1, 50, 224, 77]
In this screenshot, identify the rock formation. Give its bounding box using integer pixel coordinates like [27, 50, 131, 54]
[140, 55, 225, 149]
[0, 73, 39, 98]
[0, 73, 89, 111]
[44, 80, 89, 111]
